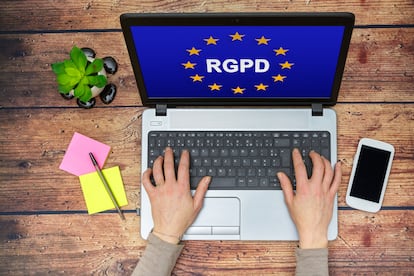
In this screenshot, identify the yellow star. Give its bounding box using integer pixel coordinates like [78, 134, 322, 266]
[280, 61, 294, 69]
[208, 83, 222, 91]
[181, 61, 197, 69]
[204, 36, 219, 45]
[190, 74, 204, 82]
[274, 47, 289, 56]
[272, 74, 286, 82]
[230, 32, 245, 41]
[254, 83, 268, 91]
[256, 36, 271, 45]
[232, 86, 245, 94]
[186, 47, 202, 56]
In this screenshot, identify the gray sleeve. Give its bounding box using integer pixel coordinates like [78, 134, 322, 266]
[131, 233, 184, 276]
[295, 248, 329, 276]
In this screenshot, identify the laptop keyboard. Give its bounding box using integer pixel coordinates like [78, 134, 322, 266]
[148, 131, 330, 190]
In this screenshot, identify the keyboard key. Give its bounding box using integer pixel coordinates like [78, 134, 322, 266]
[280, 149, 291, 167]
[274, 139, 290, 147]
[217, 168, 226, 177]
[191, 177, 237, 189]
[259, 178, 269, 187]
[247, 178, 258, 187]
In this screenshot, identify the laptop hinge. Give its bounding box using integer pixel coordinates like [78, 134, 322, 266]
[155, 104, 167, 116]
[312, 103, 323, 116]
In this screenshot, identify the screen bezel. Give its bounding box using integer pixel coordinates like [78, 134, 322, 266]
[120, 12, 355, 107]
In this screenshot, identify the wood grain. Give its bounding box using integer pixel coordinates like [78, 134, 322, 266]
[0, 108, 143, 212]
[0, 211, 412, 275]
[0, 104, 412, 212]
[0, 0, 413, 31]
[0, 0, 413, 274]
[0, 28, 413, 108]
[0, 214, 143, 275]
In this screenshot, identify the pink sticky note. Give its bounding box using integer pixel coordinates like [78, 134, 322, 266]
[59, 132, 111, 176]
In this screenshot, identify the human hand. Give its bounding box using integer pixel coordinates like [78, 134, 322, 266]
[278, 149, 342, 249]
[142, 147, 211, 244]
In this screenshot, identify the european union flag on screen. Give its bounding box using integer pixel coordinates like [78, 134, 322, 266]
[131, 26, 344, 99]
[181, 31, 294, 97]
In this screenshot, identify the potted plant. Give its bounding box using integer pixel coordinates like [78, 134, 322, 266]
[51, 46, 118, 108]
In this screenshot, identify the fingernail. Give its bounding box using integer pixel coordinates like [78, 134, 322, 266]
[204, 176, 212, 184]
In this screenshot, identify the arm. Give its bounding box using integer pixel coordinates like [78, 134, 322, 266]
[295, 248, 329, 276]
[278, 149, 342, 275]
[131, 233, 184, 276]
[132, 147, 211, 275]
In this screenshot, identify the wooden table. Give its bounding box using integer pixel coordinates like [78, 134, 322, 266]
[0, 1, 413, 275]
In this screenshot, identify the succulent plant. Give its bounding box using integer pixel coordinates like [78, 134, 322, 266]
[51, 46, 107, 102]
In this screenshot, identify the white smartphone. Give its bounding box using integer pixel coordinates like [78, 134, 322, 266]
[346, 138, 395, 213]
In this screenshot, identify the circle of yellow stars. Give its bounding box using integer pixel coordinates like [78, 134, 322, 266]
[181, 32, 294, 95]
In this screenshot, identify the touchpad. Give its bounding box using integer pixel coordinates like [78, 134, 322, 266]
[186, 197, 240, 235]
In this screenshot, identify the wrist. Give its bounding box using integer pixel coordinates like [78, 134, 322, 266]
[151, 228, 182, 244]
[299, 233, 328, 249]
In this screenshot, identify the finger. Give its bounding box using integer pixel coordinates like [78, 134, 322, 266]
[292, 148, 308, 183]
[309, 151, 325, 183]
[152, 156, 165, 185]
[329, 161, 342, 198]
[321, 156, 334, 192]
[177, 150, 190, 186]
[163, 147, 176, 181]
[278, 172, 294, 206]
[193, 176, 211, 212]
[142, 168, 156, 197]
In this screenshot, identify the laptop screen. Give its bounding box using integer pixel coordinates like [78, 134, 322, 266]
[121, 13, 354, 106]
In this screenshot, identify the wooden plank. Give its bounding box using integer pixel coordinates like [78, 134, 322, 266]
[335, 104, 414, 207]
[0, 28, 413, 108]
[0, 0, 413, 31]
[343, 28, 414, 102]
[0, 104, 412, 212]
[0, 211, 413, 274]
[0, 108, 143, 212]
[0, 1, 411, 275]
[0, 32, 140, 108]
[0, 214, 144, 275]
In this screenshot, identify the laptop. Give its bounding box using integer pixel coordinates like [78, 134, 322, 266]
[120, 12, 354, 240]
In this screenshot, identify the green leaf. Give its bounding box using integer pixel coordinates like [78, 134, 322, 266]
[65, 67, 82, 78]
[87, 75, 107, 88]
[58, 84, 74, 93]
[85, 58, 104, 75]
[74, 84, 92, 102]
[70, 46, 87, 74]
[56, 73, 79, 87]
[63, 59, 78, 72]
[56, 73, 71, 86]
[79, 76, 90, 86]
[51, 62, 65, 75]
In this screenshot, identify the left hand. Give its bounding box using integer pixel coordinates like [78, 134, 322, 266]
[142, 147, 211, 244]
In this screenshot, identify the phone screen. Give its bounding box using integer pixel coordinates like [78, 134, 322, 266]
[350, 145, 391, 203]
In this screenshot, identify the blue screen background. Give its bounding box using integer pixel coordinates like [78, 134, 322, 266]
[131, 26, 345, 99]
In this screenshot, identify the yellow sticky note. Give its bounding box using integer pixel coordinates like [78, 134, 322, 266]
[79, 166, 128, 214]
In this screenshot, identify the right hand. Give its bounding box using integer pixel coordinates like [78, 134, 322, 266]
[278, 149, 342, 249]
